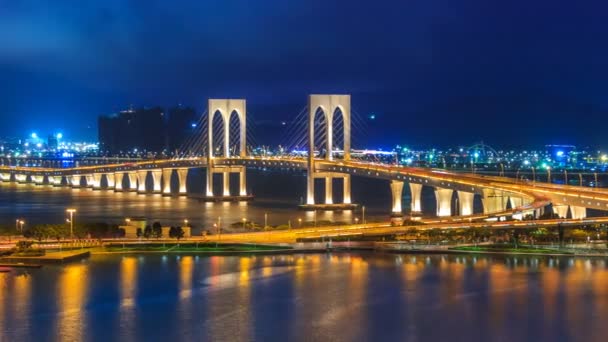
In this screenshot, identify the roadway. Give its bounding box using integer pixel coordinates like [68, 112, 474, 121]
[204, 216, 608, 244]
[4, 155, 608, 213]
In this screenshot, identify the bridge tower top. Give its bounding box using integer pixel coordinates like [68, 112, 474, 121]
[207, 99, 247, 159]
[308, 94, 351, 162]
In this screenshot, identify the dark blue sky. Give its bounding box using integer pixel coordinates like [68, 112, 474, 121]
[1, 0, 607, 148]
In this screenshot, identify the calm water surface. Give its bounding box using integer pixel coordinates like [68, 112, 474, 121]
[0, 171, 410, 229]
[1, 253, 608, 341]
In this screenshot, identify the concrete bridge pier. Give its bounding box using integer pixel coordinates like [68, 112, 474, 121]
[105, 173, 115, 189]
[552, 204, 569, 218]
[325, 177, 333, 204]
[128, 172, 138, 192]
[343, 174, 351, 204]
[178, 168, 189, 195]
[0, 173, 10, 182]
[457, 191, 475, 216]
[49, 175, 62, 186]
[435, 188, 453, 217]
[137, 170, 148, 193]
[390, 180, 404, 214]
[70, 175, 81, 187]
[222, 172, 230, 197]
[151, 170, 162, 193]
[206, 166, 214, 197]
[570, 206, 587, 219]
[114, 172, 125, 191]
[85, 174, 95, 188]
[162, 169, 173, 195]
[92, 173, 103, 189]
[238, 168, 246, 196]
[409, 183, 422, 216]
[509, 196, 524, 209]
[482, 189, 507, 214]
[303, 172, 354, 210]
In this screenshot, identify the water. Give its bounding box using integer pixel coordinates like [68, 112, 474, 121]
[0, 170, 417, 230]
[1, 252, 607, 341]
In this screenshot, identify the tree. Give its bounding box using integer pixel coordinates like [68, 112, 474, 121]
[143, 225, 152, 239]
[558, 224, 565, 247]
[136, 228, 143, 238]
[169, 226, 184, 240]
[152, 222, 162, 239]
[16, 240, 34, 251]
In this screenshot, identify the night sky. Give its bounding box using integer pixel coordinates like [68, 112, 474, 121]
[1, 0, 607, 148]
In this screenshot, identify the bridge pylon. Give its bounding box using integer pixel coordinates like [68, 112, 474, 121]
[205, 99, 250, 201]
[302, 94, 355, 210]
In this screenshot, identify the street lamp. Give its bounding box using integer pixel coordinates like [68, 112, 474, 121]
[18, 220, 25, 233]
[362, 206, 366, 224]
[298, 217, 302, 228]
[242, 217, 247, 229]
[184, 219, 189, 227]
[217, 216, 222, 241]
[355, 217, 359, 225]
[66, 208, 76, 240]
[264, 212, 268, 229]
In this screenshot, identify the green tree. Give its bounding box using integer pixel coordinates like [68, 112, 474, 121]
[169, 226, 184, 240]
[143, 225, 152, 239]
[152, 222, 162, 239]
[16, 240, 34, 251]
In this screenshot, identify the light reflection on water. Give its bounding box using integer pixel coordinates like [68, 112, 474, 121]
[0, 180, 362, 229]
[2, 253, 608, 341]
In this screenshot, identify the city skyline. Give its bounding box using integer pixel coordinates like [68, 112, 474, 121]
[2, 0, 608, 147]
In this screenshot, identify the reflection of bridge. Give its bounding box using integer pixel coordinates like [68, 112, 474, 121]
[1, 95, 607, 222]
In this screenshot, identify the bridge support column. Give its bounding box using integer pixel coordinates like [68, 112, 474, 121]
[206, 166, 214, 197]
[70, 175, 81, 187]
[509, 196, 524, 209]
[127, 172, 138, 192]
[390, 180, 404, 215]
[50, 175, 63, 186]
[482, 189, 507, 214]
[570, 206, 587, 220]
[435, 188, 453, 217]
[343, 174, 351, 204]
[552, 205, 569, 219]
[137, 170, 147, 193]
[238, 168, 246, 196]
[325, 177, 333, 204]
[105, 173, 115, 189]
[114, 173, 125, 191]
[409, 183, 422, 214]
[306, 170, 315, 205]
[84, 174, 94, 188]
[92, 173, 103, 190]
[457, 191, 474, 216]
[177, 168, 188, 195]
[162, 169, 173, 195]
[222, 172, 230, 197]
[151, 170, 162, 193]
[534, 207, 545, 219]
